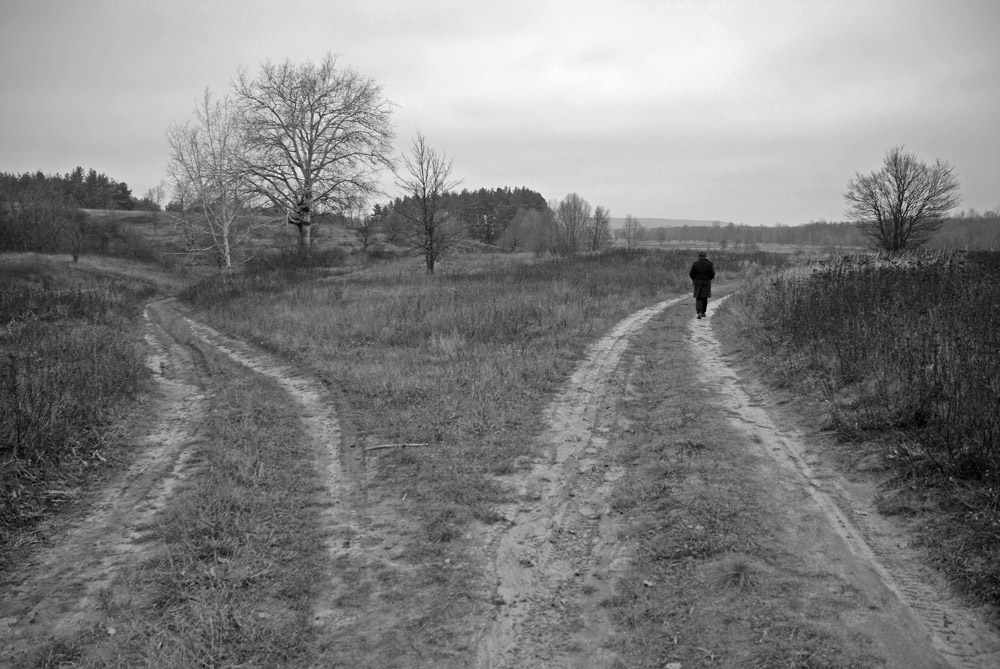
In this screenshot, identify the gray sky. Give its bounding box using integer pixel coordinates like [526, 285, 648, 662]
[2, 0, 997, 225]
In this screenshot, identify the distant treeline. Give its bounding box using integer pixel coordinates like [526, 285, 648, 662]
[640, 210, 1000, 251]
[0, 168, 151, 211]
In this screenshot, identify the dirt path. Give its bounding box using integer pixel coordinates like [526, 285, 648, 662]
[474, 297, 686, 668]
[474, 293, 1000, 668]
[0, 297, 364, 666]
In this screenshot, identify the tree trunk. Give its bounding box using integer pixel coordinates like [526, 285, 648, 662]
[298, 223, 311, 255]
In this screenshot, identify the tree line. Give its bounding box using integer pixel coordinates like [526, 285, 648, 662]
[0, 168, 143, 211]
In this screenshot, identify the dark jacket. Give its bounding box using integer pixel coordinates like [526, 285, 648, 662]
[689, 258, 715, 298]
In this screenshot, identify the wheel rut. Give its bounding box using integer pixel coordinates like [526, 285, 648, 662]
[0, 297, 365, 664]
[475, 297, 685, 669]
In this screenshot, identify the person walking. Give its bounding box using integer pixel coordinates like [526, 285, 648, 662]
[689, 251, 715, 319]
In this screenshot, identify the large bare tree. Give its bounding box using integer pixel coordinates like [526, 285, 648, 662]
[167, 90, 260, 270]
[844, 146, 961, 253]
[234, 54, 395, 253]
[396, 132, 462, 274]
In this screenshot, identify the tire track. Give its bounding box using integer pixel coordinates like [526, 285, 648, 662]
[167, 304, 369, 629]
[475, 297, 685, 669]
[692, 296, 1000, 669]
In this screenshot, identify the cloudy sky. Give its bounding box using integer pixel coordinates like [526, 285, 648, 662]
[1, 0, 997, 225]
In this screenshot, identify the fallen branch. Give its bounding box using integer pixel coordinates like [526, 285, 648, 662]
[364, 443, 430, 452]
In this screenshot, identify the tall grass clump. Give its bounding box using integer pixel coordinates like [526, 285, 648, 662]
[725, 249, 1000, 606]
[1, 256, 153, 551]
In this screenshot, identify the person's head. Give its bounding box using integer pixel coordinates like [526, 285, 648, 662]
[698, 251, 707, 258]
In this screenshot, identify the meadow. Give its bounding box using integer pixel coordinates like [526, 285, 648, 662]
[179, 249, 788, 537]
[722, 249, 1000, 607]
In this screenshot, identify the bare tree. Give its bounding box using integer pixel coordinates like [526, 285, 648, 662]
[845, 146, 961, 253]
[167, 90, 261, 270]
[143, 181, 166, 237]
[622, 214, 644, 249]
[552, 193, 591, 255]
[234, 54, 395, 255]
[396, 133, 462, 274]
[587, 205, 611, 251]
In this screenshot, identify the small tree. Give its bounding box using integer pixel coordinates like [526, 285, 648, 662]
[845, 146, 961, 253]
[552, 193, 591, 255]
[587, 205, 611, 251]
[622, 214, 644, 249]
[396, 133, 462, 274]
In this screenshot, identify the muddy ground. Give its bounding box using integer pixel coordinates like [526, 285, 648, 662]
[2, 284, 999, 667]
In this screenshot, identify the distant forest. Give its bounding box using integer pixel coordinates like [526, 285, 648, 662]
[0, 168, 152, 211]
[638, 211, 1000, 251]
[372, 186, 549, 245]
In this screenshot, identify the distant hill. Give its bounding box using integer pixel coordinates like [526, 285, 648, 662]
[609, 217, 722, 228]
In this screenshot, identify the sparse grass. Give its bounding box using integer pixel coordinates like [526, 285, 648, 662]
[722, 249, 1000, 612]
[0, 254, 155, 561]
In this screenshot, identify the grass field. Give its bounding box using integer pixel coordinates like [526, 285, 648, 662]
[5, 238, 999, 665]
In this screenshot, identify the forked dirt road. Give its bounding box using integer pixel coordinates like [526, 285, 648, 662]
[2, 289, 999, 667]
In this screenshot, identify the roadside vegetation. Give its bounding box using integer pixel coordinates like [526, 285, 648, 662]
[0, 254, 155, 564]
[722, 249, 1000, 611]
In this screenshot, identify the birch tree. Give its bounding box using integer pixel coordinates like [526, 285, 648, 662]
[167, 90, 259, 270]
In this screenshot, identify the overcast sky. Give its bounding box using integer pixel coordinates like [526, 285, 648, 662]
[1, 0, 997, 225]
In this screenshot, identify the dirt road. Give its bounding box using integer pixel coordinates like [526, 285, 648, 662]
[3, 291, 999, 667]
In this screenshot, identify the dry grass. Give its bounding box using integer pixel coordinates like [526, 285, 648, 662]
[721, 249, 1000, 613]
[0, 254, 156, 562]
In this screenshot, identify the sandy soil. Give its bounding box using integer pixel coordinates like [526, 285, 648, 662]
[3, 287, 999, 667]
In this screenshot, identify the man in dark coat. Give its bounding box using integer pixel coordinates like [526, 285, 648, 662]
[689, 251, 715, 319]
